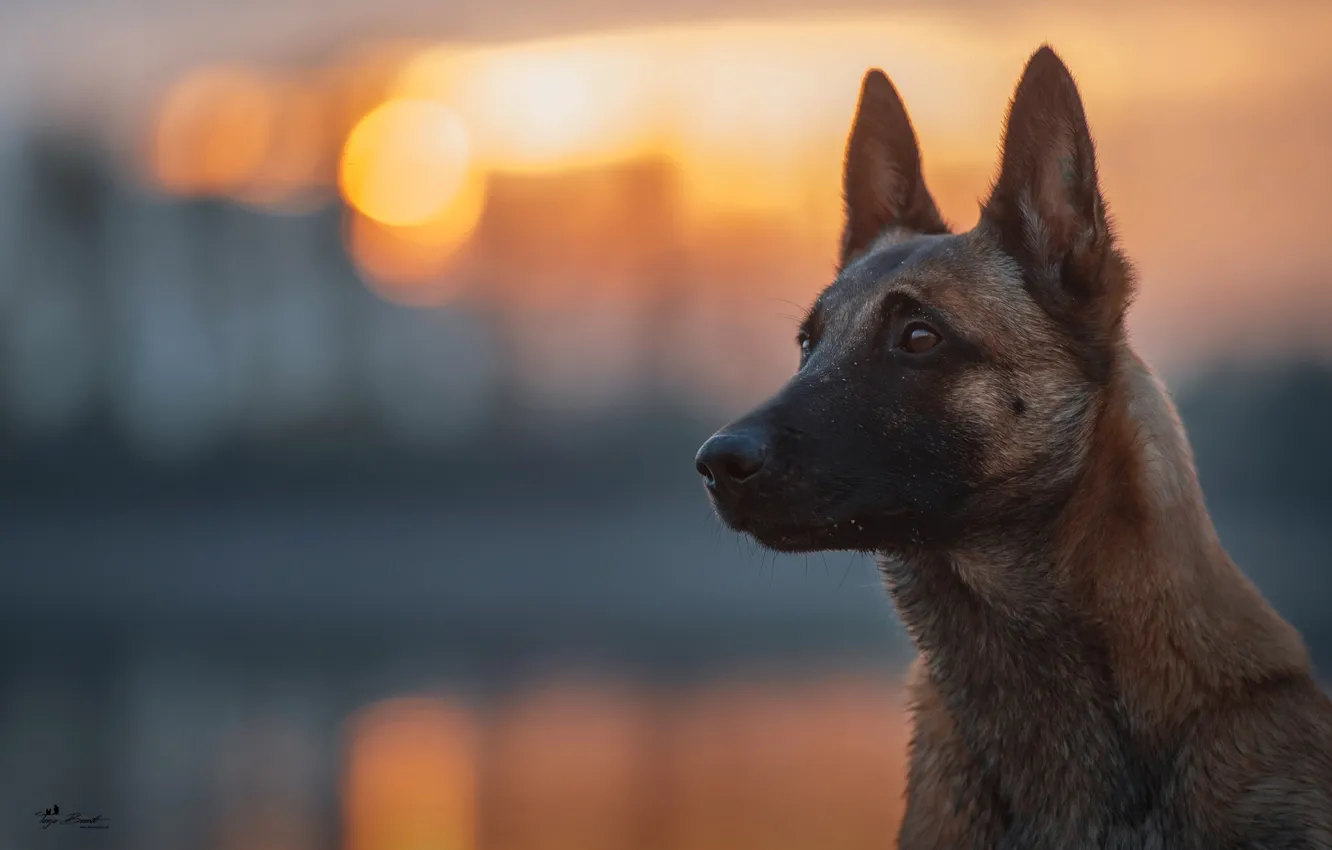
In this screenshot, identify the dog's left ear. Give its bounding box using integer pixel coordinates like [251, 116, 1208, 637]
[983, 46, 1131, 363]
[840, 69, 947, 270]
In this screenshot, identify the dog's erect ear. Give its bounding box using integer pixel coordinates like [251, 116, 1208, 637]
[840, 69, 947, 269]
[982, 46, 1131, 364]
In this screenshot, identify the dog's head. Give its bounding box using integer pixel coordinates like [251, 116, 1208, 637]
[696, 46, 1134, 554]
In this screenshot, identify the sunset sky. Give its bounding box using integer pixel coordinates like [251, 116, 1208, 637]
[6, 0, 1331, 393]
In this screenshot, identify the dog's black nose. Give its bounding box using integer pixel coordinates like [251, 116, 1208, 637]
[695, 430, 768, 489]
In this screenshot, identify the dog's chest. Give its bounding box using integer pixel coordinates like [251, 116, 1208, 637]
[993, 810, 1174, 850]
[973, 734, 1182, 849]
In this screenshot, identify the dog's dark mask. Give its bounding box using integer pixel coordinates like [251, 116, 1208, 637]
[696, 234, 985, 553]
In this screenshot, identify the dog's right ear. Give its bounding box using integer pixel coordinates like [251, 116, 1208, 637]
[840, 69, 947, 270]
[981, 46, 1131, 380]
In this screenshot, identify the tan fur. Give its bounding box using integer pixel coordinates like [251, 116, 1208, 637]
[893, 334, 1330, 847]
[1070, 351, 1308, 732]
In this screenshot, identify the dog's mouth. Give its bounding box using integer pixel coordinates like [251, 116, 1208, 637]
[716, 504, 910, 553]
[695, 431, 917, 552]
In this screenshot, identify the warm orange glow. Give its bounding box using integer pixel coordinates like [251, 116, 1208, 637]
[151, 65, 279, 196]
[485, 684, 656, 850]
[378, 21, 1008, 231]
[233, 80, 331, 209]
[343, 697, 477, 850]
[442, 43, 656, 174]
[143, 5, 1332, 335]
[346, 167, 485, 305]
[340, 99, 474, 227]
[664, 678, 909, 849]
[152, 10, 1332, 219]
[150, 67, 335, 209]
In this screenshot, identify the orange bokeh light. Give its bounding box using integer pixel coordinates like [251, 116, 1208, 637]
[151, 65, 279, 197]
[339, 98, 473, 227]
[343, 697, 477, 850]
[345, 165, 485, 305]
[150, 66, 335, 209]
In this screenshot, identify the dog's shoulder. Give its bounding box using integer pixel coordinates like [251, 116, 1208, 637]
[1174, 675, 1332, 845]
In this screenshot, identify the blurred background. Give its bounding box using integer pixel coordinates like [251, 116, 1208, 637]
[1, 0, 1331, 847]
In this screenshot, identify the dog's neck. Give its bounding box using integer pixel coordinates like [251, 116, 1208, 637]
[879, 347, 1307, 804]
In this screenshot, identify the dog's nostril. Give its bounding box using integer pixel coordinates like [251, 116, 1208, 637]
[695, 459, 716, 487]
[695, 430, 768, 487]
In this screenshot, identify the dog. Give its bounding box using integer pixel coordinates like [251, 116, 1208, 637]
[695, 45, 1332, 848]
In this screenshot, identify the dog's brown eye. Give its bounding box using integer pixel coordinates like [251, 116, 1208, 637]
[899, 322, 941, 354]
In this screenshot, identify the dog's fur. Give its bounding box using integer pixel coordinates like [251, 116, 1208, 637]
[696, 46, 1332, 848]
